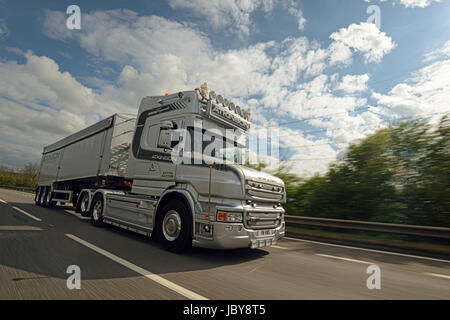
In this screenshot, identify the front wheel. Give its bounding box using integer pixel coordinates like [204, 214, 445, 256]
[90, 194, 104, 227]
[157, 200, 192, 253]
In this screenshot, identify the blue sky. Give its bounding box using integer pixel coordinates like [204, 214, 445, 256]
[0, 0, 449, 175]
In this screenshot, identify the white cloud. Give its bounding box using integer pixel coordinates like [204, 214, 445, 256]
[398, 0, 441, 8]
[1, 10, 400, 176]
[330, 22, 396, 63]
[363, 0, 441, 8]
[335, 74, 370, 93]
[167, 0, 306, 36]
[372, 57, 450, 119]
[282, 0, 307, 30]
[0, 51, 126, 168]
[424, 40, 450, 62]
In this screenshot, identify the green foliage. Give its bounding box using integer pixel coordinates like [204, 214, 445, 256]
[261, 115, 450, 227]
[0, 163, 38, 188]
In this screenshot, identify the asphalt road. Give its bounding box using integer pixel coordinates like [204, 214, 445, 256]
[1, 188, 449, 300]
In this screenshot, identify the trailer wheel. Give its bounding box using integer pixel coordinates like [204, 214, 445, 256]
[35, 187, 42, 205]
[72, 192, 79, 209]
[157, 199, 192, 253]
[41, 188, 49, 207]
[79, 192, 91, 217]
[44, 188, 56, 208]
[34, 187, 39, 203]
[90, 194, 104, 227]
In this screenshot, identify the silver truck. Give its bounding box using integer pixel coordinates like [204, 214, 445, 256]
[35, 84, 286, 252]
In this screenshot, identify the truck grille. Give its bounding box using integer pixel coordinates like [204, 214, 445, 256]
[246, 180, 284, 201]
[245, 210, 282, 229]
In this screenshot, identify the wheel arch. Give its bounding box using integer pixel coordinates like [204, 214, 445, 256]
[90, 189, 125, 213]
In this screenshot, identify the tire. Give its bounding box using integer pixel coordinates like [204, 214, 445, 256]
[79, 192, 91, 217]
[90, 194, 104, 227]
[72, 192, 79, 209]
[45, 188, 57, 208]
[41, 187, 49, 207]
[34, 187, 39, 203]
[35, 187, 42, 205]
[157, 199, 192, 253]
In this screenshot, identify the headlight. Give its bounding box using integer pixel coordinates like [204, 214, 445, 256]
[217, 211, 243, 222]
[216, 95, 224, 104]
[209, 90, 216, 100]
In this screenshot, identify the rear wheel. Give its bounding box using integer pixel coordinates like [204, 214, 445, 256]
[79, 192, 91, 217]
[157, 199, 192, 253]
[72, 192, 79, 209]
[35, 187, 42, 205]
[34, 187, 39, 203]
[41, 188, 49, 207]
[90, 194, 104, 227]
[44, 188, 56, 208]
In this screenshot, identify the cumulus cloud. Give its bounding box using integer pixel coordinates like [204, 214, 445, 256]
[0, 51, 128, 168]
[363, 0, 441, 8]
[330, 22, 396, 63]
[335, 74, 370, 93]
[1, 9, 399, 175]
[372, 57, 450, 119]
[424, 40, 450, 62]
[167, 0, 306, 36]
[398, 0, 441, 8]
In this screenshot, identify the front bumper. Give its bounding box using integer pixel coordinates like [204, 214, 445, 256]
[192, 221, 285, 250]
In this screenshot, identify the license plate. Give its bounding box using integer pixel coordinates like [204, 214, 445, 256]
[256, 229, 275, 237]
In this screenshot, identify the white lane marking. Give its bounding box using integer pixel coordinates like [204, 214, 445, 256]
[424, 272, 450, 280]
[315, 253, 373, 265]
[65, 234, 208, 300]
[0, 198, 7, 204]
[284, 237, 450, 264]
[12, 206, 42, 222]
[64, 210, 90, 220]
[0, 226, 43, 231]
[272, 245, 288, 250]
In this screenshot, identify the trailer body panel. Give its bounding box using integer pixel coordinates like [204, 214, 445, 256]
[37, 113, 136, 185]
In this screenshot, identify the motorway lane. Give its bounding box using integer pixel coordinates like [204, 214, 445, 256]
[0, 188, 449, 299]
[0, 191, 188, 299]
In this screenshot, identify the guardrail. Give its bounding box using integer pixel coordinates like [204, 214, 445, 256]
[0, 185, 448, 240]
[285, 215, 450, 239]
[0, 185, 35, 192]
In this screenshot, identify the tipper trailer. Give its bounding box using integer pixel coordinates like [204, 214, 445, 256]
[35, 84, 286, 252]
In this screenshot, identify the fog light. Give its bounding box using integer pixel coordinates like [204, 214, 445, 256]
[225, 225, 233, 232]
